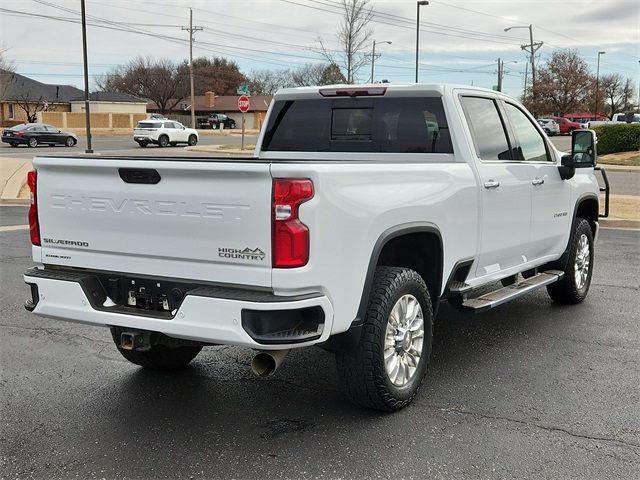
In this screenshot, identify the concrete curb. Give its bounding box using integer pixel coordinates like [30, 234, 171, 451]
[598, 163, 640, 172]
[600, 218, 640, 229]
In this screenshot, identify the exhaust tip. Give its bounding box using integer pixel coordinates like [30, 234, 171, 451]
[251, 349, 289, 377]
[251, 352, 277, 377]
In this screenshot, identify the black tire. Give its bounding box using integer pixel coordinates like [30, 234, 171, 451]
[65, 136, 76, 147]
[188, 134, 197, 146]
[547, 218, 594, 304]
[169, 142, 177, 147]
[137, 141, 147, 148]
[9, 143, 17, 147]
[500, 275, 517, 287]
[28, 137, 38, 148]
[158, 135, 169, 147]
[335, 266, 433, 411]
[110, 327, 202, 370]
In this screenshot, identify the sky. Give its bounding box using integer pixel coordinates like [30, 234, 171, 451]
[1, 0, 638, 99]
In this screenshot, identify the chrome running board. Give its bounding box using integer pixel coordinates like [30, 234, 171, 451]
[461, 270, 564, 313]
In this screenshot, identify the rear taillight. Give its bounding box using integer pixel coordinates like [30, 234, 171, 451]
[27, 170, 40, 246]
[272, 179, 314, 268]
[15, 131, 24, 137]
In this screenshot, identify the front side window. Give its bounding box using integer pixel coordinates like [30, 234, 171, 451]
[262, 97, 453, 154]
[460, 96, 511, 161]
[504, 103, 549, 162]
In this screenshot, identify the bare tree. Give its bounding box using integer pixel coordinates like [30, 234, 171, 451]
[249, 63, 347, 95]
[96, 56, 189, 113]
[599, 74, 637, 117]
[248, 69, 294, 95]
[291, 63, 346, 86]
[16, 94, 46, 123]
[0, 43, 16, 104]
[317, 0, 373, 83]
[525, 49, 593, 115]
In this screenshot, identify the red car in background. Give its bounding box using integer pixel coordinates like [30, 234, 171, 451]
[551, 116, 584, 135]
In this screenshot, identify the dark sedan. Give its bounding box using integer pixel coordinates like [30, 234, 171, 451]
[2, 123, 78, 148]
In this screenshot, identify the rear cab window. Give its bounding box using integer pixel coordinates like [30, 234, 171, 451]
[261, 97, 453, 154]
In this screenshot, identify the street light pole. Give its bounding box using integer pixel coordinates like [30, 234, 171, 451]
[415, 1, 429, 83]
[80, 0, 92, 153]
[594, 51, 605, 121]
[371, 40, 392, 83]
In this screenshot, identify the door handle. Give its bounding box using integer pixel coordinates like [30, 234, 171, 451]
[532, 177, 545, 186]
[483, 180, 500, 189]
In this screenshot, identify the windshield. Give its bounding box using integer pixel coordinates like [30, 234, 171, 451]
[262, 97, 453, 154]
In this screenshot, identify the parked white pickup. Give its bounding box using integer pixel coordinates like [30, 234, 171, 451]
[24, 84, 607, 411]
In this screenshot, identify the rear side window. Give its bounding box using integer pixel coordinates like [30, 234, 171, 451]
[262, 97, 453, 154]
[460, 96, 511, 161]
[137, 122, 161, 129]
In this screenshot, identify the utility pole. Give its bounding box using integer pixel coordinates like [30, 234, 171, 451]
[182, 9, 202, 129]
[505, 24, 542, 110]
[80, 0, 92, 153]
[496, 58, 503, 92]
[594, 51, 606, 121]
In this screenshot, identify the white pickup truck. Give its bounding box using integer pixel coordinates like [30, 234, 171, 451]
[24, 84, 609, 411]
[589, 112, 640, 128]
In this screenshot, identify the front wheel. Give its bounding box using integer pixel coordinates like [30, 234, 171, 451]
[110, 328, 202, 370]
[65, 136, 76, 147]
[336, 266, 433, 411]
[547, 218, 594, 304]
[188, 134, 198, 146]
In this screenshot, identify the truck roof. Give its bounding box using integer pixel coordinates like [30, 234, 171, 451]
[273, 83, 513, 101]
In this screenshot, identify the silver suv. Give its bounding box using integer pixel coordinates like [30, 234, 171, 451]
[537, 118, 560, 136]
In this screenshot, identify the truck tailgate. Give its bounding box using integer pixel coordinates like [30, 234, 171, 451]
[33, 157, 273, 287]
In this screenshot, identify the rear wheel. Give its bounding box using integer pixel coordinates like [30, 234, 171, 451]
[158, 135, 169, 147]
[28, 137, 38, 148]
[188, 134, 198, 146]
[336, 266, 433, 411]
[10, 143, 17, 147]
[137, 141, 148, 148]
[110, 327, 202, 370]
[547, 218, 594, 304]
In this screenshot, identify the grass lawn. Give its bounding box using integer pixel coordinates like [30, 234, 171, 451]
[598, 151, 640, 166]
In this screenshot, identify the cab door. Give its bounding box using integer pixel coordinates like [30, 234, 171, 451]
[501, 102, 571, 260]
[460, 96, 534, 278]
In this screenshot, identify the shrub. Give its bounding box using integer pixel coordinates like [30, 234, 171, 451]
[592, 123, 640, 155]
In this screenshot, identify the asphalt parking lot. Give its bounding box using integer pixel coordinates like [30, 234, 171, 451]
[0, 216, 638, 479]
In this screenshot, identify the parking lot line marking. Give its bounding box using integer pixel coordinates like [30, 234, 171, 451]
[0, 225, 29, 232]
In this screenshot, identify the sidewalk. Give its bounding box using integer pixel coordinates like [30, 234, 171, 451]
[2, 154, 639, 229]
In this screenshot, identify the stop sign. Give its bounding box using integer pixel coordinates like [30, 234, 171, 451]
[238, 95, 250, 113]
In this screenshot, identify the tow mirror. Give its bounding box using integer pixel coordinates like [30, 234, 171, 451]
[571, 129, 597, 167]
